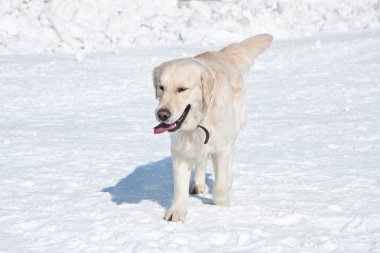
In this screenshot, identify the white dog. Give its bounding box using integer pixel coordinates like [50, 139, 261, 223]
[153, 34, 273, 222]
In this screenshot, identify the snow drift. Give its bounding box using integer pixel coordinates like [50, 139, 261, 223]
[0, 0, 379, 53]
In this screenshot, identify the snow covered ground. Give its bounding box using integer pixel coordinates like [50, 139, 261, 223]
[1, 29, 380, 252]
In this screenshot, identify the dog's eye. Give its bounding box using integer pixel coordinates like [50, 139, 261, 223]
[158, 85, 164, 91]
[177, 87, 188, 93]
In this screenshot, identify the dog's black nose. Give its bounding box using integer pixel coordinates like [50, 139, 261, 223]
[157, 108, 171, 121]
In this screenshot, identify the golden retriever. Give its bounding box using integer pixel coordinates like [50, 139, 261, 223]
[153, 34, 273, 222]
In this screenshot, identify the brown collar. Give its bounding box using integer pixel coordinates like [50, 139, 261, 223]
[197, 125, 210, 144]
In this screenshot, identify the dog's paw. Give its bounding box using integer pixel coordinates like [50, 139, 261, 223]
[213, 198, 230, 207]
[212, 189, 230, 207]
[164, 208, 187, 222]
[189, 183, 206, 195]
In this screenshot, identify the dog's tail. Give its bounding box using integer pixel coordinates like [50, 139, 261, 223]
[220, 34, 273, 72]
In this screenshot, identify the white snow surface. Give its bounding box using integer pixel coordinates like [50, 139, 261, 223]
[0, 0, 380, 53]
[1, 30, 380, 252]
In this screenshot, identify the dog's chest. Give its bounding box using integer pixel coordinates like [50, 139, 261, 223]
[170, 131, 207, 158]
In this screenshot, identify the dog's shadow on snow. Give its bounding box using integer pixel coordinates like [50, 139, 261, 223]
[102, 157, 214, 210]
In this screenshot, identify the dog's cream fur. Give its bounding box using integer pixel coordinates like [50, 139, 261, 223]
[153, 34, 273, 222]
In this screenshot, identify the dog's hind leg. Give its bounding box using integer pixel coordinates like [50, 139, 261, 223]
[190, 156, 207, 194]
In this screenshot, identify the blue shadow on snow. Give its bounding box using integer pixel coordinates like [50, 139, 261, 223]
[102, 157, 214, 209]
[102, 157, 173, 209]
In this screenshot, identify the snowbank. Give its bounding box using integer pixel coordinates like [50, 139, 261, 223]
[0, 0, 379, 53]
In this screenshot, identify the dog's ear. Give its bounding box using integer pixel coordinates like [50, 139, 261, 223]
[200, 66, 215, 106]
[152, 66, 161, 99]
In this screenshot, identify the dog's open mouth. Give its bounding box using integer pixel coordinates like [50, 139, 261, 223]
[153, 104, 191, 134]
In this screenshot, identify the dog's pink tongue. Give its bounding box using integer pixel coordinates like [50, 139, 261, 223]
[153, 123, 176, 134]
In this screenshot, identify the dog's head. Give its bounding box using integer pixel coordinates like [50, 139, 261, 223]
[153, 58, 214, 134]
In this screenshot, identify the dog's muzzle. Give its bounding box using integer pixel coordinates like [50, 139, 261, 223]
[153, 104, 210, 144]
[153, 104, 191, 134]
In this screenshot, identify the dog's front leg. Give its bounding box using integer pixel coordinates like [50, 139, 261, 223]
[165, 155, 192, 222]
[211, 148, 233, 207]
